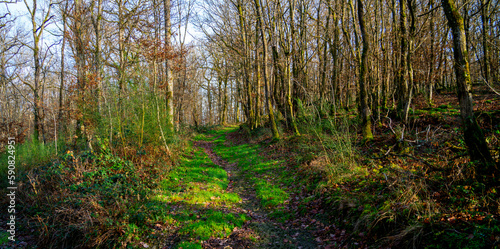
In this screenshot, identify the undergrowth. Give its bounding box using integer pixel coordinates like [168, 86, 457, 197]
[0, 128, 184, 248]
[260, 102, 500, 248]
[13, 144, 169, 248]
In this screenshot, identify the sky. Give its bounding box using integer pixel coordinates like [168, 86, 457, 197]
[1, 0, 202, 46]
[2, 1, 31, 26]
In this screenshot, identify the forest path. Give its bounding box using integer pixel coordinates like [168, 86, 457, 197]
[190, 126, 318, 249]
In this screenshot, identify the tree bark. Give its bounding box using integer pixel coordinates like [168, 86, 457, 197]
[481, 0, 491, 84]
[71, 0, 88, 148]
[164, 0, 174, 132]
[357, 0, 373, 140]
[25, 0, 51, 143]
[58, 0, 68, 135]
[396, 0, 412, 124]
[441, 0, 496, 173]
[254, 0, 279, 140]
[427, 0, 435, 106]
[236, 1, 254, 129]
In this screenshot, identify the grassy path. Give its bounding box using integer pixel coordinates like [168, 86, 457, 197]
[145, 126, 317, 248]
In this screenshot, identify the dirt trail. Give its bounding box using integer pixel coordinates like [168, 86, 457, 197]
[194, 137, 318, 249]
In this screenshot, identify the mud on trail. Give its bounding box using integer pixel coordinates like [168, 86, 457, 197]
[192, 132, 318, 249]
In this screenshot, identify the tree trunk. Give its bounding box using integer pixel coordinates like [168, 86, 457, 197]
[441, 0, 496, 173]
[255, 0, 279, 140]
[326, 0, 340, 113]
[164, 0, 174, 132]
[427, 0, 435, 106]
[236, 1, 254, 128]
[28, 0, 49, 143]
[397, 0, 411, 124]
[72, 0, 87, 147]
[59, 0, 68, 135]
[33, 37, 42, 143]
[92, 0, 103, 114]
[222, 76, 228, 125]
[255, 44, 262, 127]
[481, 0, 491, 84]
[357, 0, 373, 141]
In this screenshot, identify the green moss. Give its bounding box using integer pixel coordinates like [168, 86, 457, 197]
[176, 241, 203, 249]
[363, 119, 374, 141]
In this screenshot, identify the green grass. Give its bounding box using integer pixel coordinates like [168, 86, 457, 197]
[192, 133, 212, 142]
[412, 105, 460, 117]
[0, 136, 61, 188]
[180, 209, 247, 239]
[176, 241, 203, 249]
[211, 127, 290, 209]
[139, 136, 248, 247]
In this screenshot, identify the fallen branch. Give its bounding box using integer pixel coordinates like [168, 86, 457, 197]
[371, 142, 399, 160]
[481, 76, 500, 96]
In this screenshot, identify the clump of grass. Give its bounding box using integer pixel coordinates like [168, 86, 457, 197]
[0, 136, 63, 188]
[295, 107, 360, 186]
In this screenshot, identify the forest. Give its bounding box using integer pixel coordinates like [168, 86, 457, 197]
[0, 0, 499, 248]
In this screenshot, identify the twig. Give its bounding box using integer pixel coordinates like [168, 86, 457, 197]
[387, 117, 397, 137]
[426, 125, 431, 142]
[481, 76, 500, 96]
[418, 4, 442, 17]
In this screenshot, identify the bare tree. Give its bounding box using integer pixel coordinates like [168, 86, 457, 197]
[22, 0, 54, 142]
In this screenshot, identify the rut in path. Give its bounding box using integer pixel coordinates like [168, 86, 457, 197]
[193, 138, 318, 249]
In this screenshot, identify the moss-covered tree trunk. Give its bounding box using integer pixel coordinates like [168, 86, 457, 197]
[222, 71, 229, 125]
[396, 0, 412, 124]
[357, 0, 373, 141]
[286, 0, 300, 136]
[441, 0, 496, 174]
[326, 0, 340, 113]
